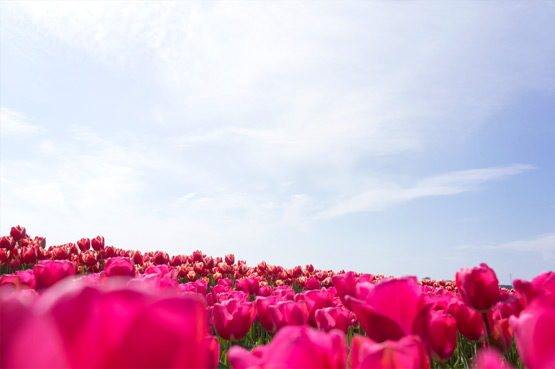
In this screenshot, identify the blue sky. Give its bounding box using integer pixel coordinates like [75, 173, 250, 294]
[1, 1, 554, 284]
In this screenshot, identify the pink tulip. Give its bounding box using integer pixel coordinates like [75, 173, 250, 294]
[305, 278, 321, 290]
[204, 336, 220, 369]
[315, 307, 351, 334]
[448, 298, 485, 341]
[228, 325, 347, 369]
[350, 335, 430, 369]
[15, 270, 35, 289]
[494, 293, 522, 319]
[2, 282, 211, 368]
[332, 271, 358, 310]
[104, 257, 136, 278]
[347, 277, 431, 342]
[491, 318, 512, 353]
[473, 348, 514, 369]
[257, 285, 273, 297]
[179, 280, 208, 296]
[295, 289, 335, 327]
[266, 300, 309, 332]
[33, 260, 76, 290]
[509, 297, 555, 369]
[513, 271, 555, 308]
[235, 277, 260, 295]
[456, 263, 499, 312]
[255, 295, 282, 333]
[212, 298, 256, 341]
[426, 310, 457, 362]
[273, 285, 295, 300]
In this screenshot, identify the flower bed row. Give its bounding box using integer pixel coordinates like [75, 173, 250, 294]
[0, 225, 554, 368]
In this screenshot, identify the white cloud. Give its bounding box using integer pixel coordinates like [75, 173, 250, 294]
[0, 107, 43, 136]
[456, 233, 555, 260]
[4, 1, 554, 170]
[316, 164, 533, 219]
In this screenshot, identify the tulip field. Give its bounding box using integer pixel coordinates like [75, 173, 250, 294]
[0, 226, 554, 369]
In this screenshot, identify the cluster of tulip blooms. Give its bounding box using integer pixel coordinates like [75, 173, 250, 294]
[0, 226, 554, 369]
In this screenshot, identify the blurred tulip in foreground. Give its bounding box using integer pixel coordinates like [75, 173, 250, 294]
[509, 297, 555, 369]
[2, 282, 213, 368]
[350, 334, 430, 369]
[315, 306, 350, 334]
[104, 257, 135, 278]
[473, 348, 514, 369]
[33, 260, 75, 290]
[228, 325, 346, 369]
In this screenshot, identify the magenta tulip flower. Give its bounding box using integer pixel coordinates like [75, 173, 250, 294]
[350, 335, 430, 369]
[426, 310, 457, 362]
[473, 348, 514, 369]
[513, 271, 555, 308]
[255, 295, 282, 333]
[3, 283, 211, 368]
[212, 298, 256, 341]
[315, 306, 351, 334]
[204, 336, 220, 369]
[332, 271, 358, 310]
[269, 300, 310, 331]
[33, 260, 76, 290]
[295, 289, 335, 327]
[456, 263, 499, 312]
[347, 277, 431, 342]
[509, 298, 555, 369]
[305, 278, 321, 290]
[448, 299, 485, 341]
[104, 257, 136, 278]
[228, 325, 347, 369]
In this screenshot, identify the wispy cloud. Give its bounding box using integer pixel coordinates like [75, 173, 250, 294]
[0, 107, 43, 136]
[456, 233, 555, 260]
[316, 164, 533, 219]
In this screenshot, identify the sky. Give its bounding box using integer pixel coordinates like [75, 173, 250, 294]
[1, 1, 554, 285]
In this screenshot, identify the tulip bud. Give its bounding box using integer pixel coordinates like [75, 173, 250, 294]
[81, 250, 98, 267]
[20, 247, 37, 265]
[91, 236, 105, 251]
[456, 263, 499, 312]
[131, 250, 144, 266]
[187, 270, 197, 282]
[153, 251, 169, 265]
[77, 238, 91, 252]
[10, 225, 27, 242]
[0, 248, 9, 264]
[0, 236, 16, 251]
[225, 254, 235, 266]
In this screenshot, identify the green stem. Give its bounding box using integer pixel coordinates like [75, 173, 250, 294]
[482, 312, 493, 348]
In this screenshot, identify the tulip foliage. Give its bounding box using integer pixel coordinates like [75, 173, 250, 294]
[1, 226, 554, 369]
